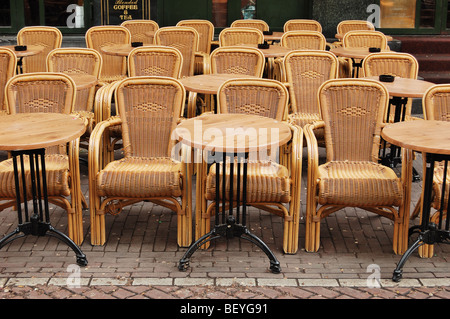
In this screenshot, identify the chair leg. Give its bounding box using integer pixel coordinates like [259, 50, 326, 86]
[304, 204, 320, 252]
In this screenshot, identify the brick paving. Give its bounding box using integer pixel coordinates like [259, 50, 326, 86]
[0, 150, 449, 300]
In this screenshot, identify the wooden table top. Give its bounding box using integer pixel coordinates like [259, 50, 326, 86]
[174, 113, 291, 153]
[264, 32, 284, 42]
[330, 47, 390, 59]
[363, 76, 435, 98]
[180, 74, 259, 94]
[0, 113, 86, 151]
[236, 44, 292, 58]
[382, 120, 450, 155]
[2, 45, 44, 57]
[68, 74, 98, 90]
[100, 43, 135, 56]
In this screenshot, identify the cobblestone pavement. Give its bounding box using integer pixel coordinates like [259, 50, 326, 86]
[0, 151, 449, 301]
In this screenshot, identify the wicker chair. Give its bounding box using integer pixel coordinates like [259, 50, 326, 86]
[85, 26, 131, 84]
[120, 19, 159, 45]
[219, 27, 264, 47]
[281, 31, 326, 50]
[340, 30, 389, 78]
[154, 27, 199, 78]
[2, 72, 85, 244]
[195, 78, 303, 254]
[0, 48, 17, 115]
[17, 26, 62, 73]
[304, 79, 412, 255]
[362, 52, 419, 122]
[273, 31, 327, 81]
[210, 46, 265, 77]
[338, 20, 375, 34]
[128, 45, 183, 78]
[284, 19, 322, 32]
[177, 19, 214, 75]
[343, 30, 389, 50]
[46, 48, 103, 142]
[88, 76, 192, 247]
[412, 84, 450, 257]
[231, 19, 269, 32]
[285, 50, 339, 139]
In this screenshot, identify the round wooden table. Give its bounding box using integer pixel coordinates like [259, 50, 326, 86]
[180, 73, 259, 118]
[264, 31, 284, 43]
[100, 43, 135, 57]
[68, 74, 98, 90]
[174, 113, 291, 273]
[0, 113, 88, 266]
[363, 76, 435, 99]
[330, 47, 390, 77]
[363, 76, 435, 174]
[382, 120, 450, 282]
[2, 45, 45, 74]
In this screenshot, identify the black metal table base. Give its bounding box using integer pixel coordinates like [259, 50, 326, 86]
[392, 153, 450, 281]
[0, 218, 88, 266]
[0, 148, 87, 266]
[178, 151, 281, 274]
[178, 216, 281, 274]
[380, 96, 421, 182]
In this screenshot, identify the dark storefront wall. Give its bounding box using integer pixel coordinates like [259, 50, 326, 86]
[155, 0, 310, 32]
[1, 0, 449, 37]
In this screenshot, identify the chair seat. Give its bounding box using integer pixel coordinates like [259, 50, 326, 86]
[317, 161, 403, 206]
[205, 161, 290, 203]
[97, 157, 182, 198]
[0, 154, 70, 198]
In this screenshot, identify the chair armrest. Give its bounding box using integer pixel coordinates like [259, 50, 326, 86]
[304, 121, 324, 193]
[88, 116, 122, 175]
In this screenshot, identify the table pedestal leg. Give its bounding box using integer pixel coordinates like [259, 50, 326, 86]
[178, 152, 281, 273]
[392, 153, 450, 281]
[380, 96, 420, 181]
[0, 148, 87, 266]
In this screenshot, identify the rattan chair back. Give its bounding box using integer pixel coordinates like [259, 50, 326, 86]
[154, 26, 199, 78]
[362, 52, 418, 79]
[128, 45, 183, 78]
[284, 50, 339, 117]
[284, 19, 322, 32]
[115, 76, 185, 158]
[281, 31, 326, 50]
[85, 26, 131, 83]
[5, 72, 76, 155]
[46, 48, 102, 113]
[423, 84, 450, 216]
[231, 19, 269, 32]
[0, 48, 17, 113]
[217, 78, 288, 121]
[343, 30, 389, 50]
[2, 72, 83, 244]
[219, 27, 264, 47]
[319, 79, 389, 162]
[210, 46, 265, 77]
[120, 19, 159, 45]
[423, 84, 450, 121]
[17, 26, 62, 73]
[177, 19, 214, 55]
[337, 20, 375, 35]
